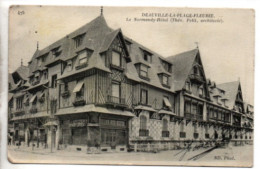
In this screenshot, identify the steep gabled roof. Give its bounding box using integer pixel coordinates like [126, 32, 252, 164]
[217, 81, 240, 109]
[166, 49, 199, 92]
[8, 73, 15, 90]
[30, 15, 113, 77]
[13, 65, 29, 81]
[123, 36, 174, 92]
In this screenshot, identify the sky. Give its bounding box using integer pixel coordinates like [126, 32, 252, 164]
[8, 6, 254, 104]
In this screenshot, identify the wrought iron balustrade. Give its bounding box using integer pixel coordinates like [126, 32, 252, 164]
[32, 80, 40, 86]
[107, 95, 126, 106]
[189, 74, 204, 83]
[73, 96, 86, 106]
[61, 90, 70, 98]
[193, 133, 199, 139]
[184, 113, 203, 121]
[139, 129, 149, 137]
[162, 131, 170, 137]
[14, 107, 25, 114]
[180, 132, 186, 138]
[30, 106, 38, 114]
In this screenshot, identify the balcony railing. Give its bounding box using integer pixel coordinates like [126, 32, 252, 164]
[110, 64, 124, 71]
[75, 63, 88, 70]
[193, 133, 199, 139]
[189, 74, 205, 83]
[139, 129, 149, 137]
[32, 80, 40, 86]
[233, 122, 241, 127]
[180, 132, 186, 138]
[30, 106, 38, 114]
[185, 113, 203, 121]
[162, 131, 170, 137]
[205, 133, 210, 139]
[107, 95, 126, 107]
[61, 91, 70, 98]
[139, 74, 150, 81]
[14, 107, 25, 114]
[73, 96, 86, 106]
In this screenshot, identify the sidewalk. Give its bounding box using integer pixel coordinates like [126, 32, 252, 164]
[7, 144, 253, 166]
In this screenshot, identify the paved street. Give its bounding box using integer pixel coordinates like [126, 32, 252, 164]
[7, 144, 253, 167]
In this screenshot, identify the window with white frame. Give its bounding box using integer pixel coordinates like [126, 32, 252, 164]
[140, 64, 148, 77]
[111, 82, 120, 98]
[162, 119, 168, 131]
[78, 50, 88, 65]
[162, 74, 169, 86]
[141, 89, 148, 105]
[67, 60, 73, 71]
[140, 115, 147, 130]
[185, 82, 191, 91]
[111, 51, 121, 67]
[74, 34, 85, 48]
[199, 87, 204, 96]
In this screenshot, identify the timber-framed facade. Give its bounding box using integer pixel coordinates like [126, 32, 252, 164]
[8, 14, 254, 153]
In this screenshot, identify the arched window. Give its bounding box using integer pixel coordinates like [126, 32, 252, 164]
[194, 123, 198, 133]
[162, 119, 168, 131]
[180, 121, 185, 132]
[140, 115, 147, 130]
[194, 66, 198, 75]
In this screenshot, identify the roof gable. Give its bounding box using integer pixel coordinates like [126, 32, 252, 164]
[166, 49, 198, 92]
[217, 81, 240, 109]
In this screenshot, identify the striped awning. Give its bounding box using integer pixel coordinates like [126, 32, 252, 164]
[163, 97, 172, 108]
[158, 109, 175, 116]
[30, 95, 37, 103]
[134, 105, 156, 112]
[43, 121, 58, 126]
[73, 81, 84, 93]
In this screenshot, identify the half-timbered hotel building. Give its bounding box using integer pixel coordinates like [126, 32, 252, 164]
[8, 14, 254, 152]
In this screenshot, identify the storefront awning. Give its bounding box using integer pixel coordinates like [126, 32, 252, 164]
[23, 96, 29, 103]
[43, 121, 58, 126]
[158, 109, 175, 116]
[56, 104, 135, 117]
[16, 80, 22, 87]
[39, 92, 45, 99]
[134, 105, 156, 112]
[11, 111, 49, 121]
[30, 95, 37, 103]
[163, 97, 172, 108]
[73, 81, 84, 93]
[8, 93, 14, 102]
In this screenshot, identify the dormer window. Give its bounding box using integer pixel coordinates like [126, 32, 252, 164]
[199, 87, 204, 96]
[111, 51, 121, 67]
[73, 33, 85, 48]
[125, 39, 132, 52]
[185, 81, 191, 91]
[75, 50, 88, 70]
[161, 60, 172, 73]
[140, 64, 149, 79]
[67, 60, 73, 71]
[43, 71, 48, 80]
[194, 66, 198, 75]
[37, 58, 42, 66]
[52, 47, 61, 57]
[142, 49, 152, 63]
[162, 74, 169, 86]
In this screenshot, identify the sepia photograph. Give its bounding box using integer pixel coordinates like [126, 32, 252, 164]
[7, 5, 254, 167]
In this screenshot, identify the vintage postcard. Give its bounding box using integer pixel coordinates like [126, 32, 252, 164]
[7, 6, 254, 167]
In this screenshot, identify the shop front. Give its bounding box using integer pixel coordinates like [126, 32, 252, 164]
[59, 116, 88, 149]
[14, 122, 25, 142]
[99, 115, 128, 152]
[58, 112, 129, 152]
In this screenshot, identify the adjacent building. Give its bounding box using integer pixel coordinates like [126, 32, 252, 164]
[8, 14, 254, 152]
